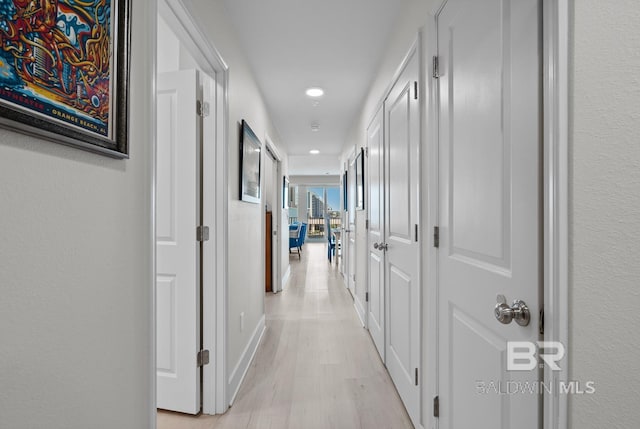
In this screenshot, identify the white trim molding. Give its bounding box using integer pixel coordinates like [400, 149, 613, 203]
[354, 301, 367, 328]
[148, 1, 158, 427]
[227, 315, 266, 406]
[423, 11, 440, 429]
[158, 0, 229, 415]
[543, 1, 570, 428]
[281, 265, 291, 291]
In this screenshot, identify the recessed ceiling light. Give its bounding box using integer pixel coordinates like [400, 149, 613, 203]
[310, 149, 320, 155]
[306, 87, 324, 97]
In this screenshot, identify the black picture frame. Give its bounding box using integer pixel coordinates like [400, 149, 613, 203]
[0, 0, 132, 158]
[343, 170, 348, 210]
[239, 120, 261, 203]
[356, 148, 365, 210]
[283, 176, 289, 209]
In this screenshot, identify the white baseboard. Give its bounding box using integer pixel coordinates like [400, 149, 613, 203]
[227, 314, 266, 406]
[281, 265, 291, 291]
[354, 298, 366, 328]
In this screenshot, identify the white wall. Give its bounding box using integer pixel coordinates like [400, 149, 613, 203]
[157, 16, 199, 74]
[288, 154, 341, 175]
[342, 1, 433, 426]
[280, 154, 291, 290]
[0, 2, 155, 428]
[289, 175, 340, 186]
[157, 16, 180, 72]
[569, 1, 640, 427]
[264, 154, 275, 211]
[179, 0, 287, 402]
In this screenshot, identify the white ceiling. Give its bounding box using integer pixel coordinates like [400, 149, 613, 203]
[221, 0, 406, 162]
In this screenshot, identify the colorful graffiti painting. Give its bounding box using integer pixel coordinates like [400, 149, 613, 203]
[0, 0, 130, 157]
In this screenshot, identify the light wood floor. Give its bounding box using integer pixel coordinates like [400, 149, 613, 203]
[158, 242, 413, 429]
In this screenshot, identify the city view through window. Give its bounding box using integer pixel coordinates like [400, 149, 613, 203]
[289, 186, 341, 240]
[307, 187, 341, 239]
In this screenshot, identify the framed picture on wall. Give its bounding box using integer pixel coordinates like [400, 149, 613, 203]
[283, 176, 289, 209]
[356, 148, 365, 210]
[343, 170, 348, 210]
[0, 0, 132, 158]
[239, 119, 261, 203]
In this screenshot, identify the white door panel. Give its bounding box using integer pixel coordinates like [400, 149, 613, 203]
[156, 69, 201, 414]
[367, 106, 384, 359]
[437, 0, 541, 427]
[368, 251, 384, 340]
[384, 50, 421, 425]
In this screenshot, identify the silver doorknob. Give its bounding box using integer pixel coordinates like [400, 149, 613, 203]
[373, 242, 379, 249]
[379, 243, 388, 251]
[494, 295, 530, 326]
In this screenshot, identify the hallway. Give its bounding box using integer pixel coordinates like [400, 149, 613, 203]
[158, 242, 413, 428]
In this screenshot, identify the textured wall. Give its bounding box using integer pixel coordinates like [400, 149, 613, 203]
[0, 2, 155, 428]
[570, 0, 640, 427]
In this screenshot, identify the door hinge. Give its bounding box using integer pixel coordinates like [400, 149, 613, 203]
[197, 100, 210, 117]
[197, 225, 210, 242]
[415, 224, 419, 242]
[364, 147, 369, 157]
[433, 395, 440, 418]
[414, 81, 418, 100]
[366, 219, 369, 230]
[366, 292, 369, 302]
[433, 56, 440, 79]
[197, 349, 210, 367]
[539, 308, 545, 336]
[433, 226, 440, 248]
[415, 368, 419, 386]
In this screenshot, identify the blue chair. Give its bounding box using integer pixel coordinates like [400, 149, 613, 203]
[289, 223, 303, 259]
[326, 219, 336, 263]
[299, 223, 307, 247]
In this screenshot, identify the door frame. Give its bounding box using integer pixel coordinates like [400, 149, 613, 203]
[158, 0, 229, 415]
[424, 1, 570, 428]
[345, 149, 357, 295]
[263, 134, 283, 293]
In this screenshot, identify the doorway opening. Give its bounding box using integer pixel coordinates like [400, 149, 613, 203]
[155, 0, 228, 416]
[289, 183, 342, 265]
[305, 187, 341, 243]
[262, 142, 283, 294]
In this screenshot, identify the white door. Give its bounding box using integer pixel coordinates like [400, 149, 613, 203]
[353, 153, 368, 324]
[367, 106, 385, 360]
[437, 0, 541, 427]
[384, 50, 421, 424]
[156, 69, 202, 414]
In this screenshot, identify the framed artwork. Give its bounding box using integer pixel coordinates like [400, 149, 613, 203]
[342, 170, 348, 210]
[282, 176, 289, 209]
[355, 148, 365, 210]
[0, 0, 131, 158]
[239, 119, 261, 203]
